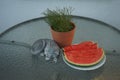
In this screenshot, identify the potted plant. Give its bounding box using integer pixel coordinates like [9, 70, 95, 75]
[43, 7, 76, 48]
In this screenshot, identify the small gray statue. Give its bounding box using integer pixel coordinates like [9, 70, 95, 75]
[31, 39, 60, 63]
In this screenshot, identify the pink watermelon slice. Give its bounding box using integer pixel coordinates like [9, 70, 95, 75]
[63, 41, 104, 66]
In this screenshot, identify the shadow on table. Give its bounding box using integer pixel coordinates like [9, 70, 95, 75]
[53, 66, 104, 80]
[31, 54, 105, 80]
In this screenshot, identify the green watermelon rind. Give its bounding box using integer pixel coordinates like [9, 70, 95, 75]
[63, 54, 105, 67]
[63, 49, 105, 66]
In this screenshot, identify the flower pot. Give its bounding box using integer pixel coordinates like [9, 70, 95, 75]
[50, 22, 76, 48]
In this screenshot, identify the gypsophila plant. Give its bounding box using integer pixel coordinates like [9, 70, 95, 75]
[43, 7, 74, 32]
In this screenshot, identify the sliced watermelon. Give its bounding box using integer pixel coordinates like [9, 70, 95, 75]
[63, 41, 104, 66]
[63, 41, 97, 52]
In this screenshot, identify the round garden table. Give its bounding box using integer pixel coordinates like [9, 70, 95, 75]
[0, 16, 120, 80]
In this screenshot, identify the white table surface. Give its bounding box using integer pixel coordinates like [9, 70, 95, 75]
[0, 0, 120, 34]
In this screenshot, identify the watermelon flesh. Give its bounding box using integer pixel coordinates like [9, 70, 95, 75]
[63, 41, 98, 51]
[63, 41, 104, 66]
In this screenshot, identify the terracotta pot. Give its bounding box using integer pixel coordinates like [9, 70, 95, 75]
[50, 22, 76, 48]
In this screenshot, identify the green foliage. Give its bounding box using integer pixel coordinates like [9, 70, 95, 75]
[43, 7, 74, 32]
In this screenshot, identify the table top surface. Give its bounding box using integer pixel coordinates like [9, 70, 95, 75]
[0, 16, 120, 80]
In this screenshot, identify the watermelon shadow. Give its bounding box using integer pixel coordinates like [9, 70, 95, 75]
[56, 62, 105, 80]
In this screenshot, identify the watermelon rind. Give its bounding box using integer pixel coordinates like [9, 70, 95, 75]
[62, 54, 106, 70]
[63, 48, 105, 66]
[63, 54, 105, 67]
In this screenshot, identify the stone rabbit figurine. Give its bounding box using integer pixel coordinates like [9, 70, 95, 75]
[31, 39, 60, 63]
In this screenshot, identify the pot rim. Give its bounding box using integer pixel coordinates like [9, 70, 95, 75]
[51, 22, 76, 33]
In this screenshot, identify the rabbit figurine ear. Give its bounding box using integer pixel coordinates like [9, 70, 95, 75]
[31, 39, 45, 55]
